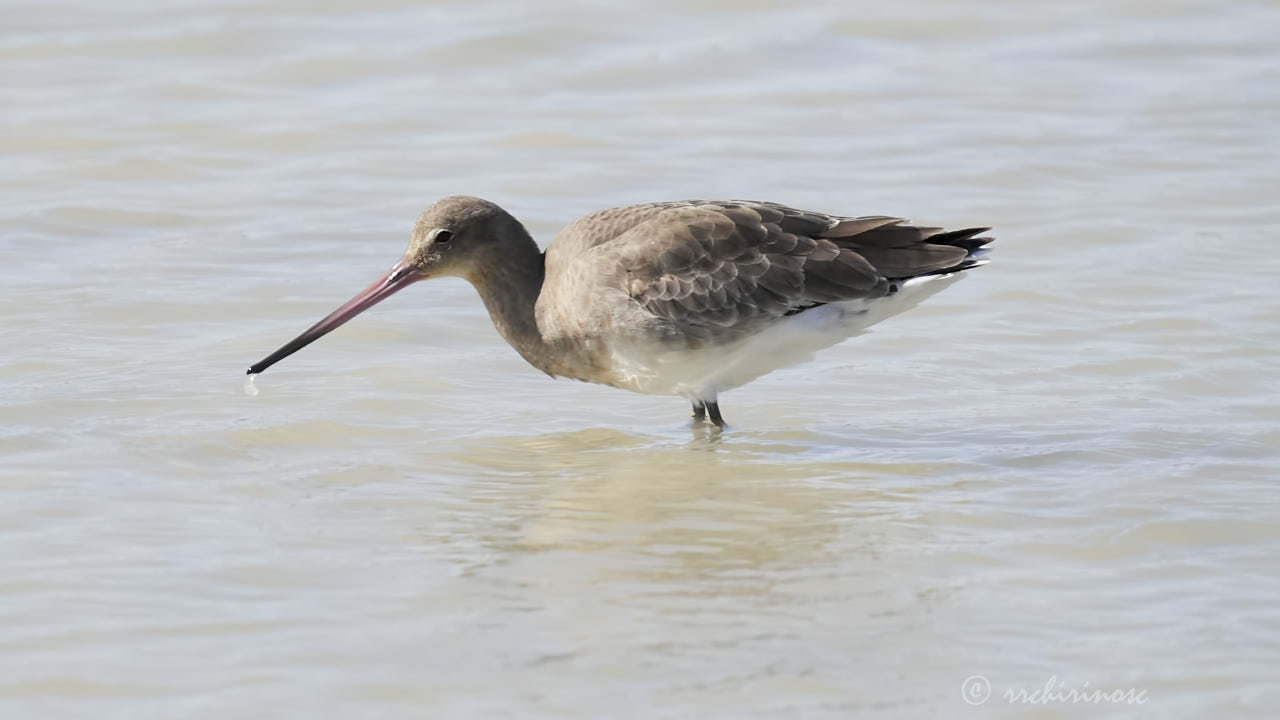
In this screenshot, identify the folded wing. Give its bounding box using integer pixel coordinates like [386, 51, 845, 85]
[608, 201, 991, 334]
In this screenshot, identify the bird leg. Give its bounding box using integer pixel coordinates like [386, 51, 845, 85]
[691, 401, 706, 421]
[705, 402, 725, 427]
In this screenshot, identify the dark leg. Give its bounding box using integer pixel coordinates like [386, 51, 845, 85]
[706, 401, 725, 427]
[691, 401, 706, 421]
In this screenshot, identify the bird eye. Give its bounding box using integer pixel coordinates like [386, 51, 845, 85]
[435, 229, 454, 244]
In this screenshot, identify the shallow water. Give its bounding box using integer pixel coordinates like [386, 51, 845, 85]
[3, 0, 1279, 717]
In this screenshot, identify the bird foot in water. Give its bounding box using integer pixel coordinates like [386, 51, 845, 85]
[690, 401, 725, 427]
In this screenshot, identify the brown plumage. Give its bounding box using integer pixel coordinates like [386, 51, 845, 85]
[585, 201, 990, 335]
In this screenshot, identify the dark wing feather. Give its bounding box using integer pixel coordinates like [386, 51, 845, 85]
[604, 201, 991, 335]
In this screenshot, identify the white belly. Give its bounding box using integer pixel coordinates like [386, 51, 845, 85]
[605, 273, 967, 399]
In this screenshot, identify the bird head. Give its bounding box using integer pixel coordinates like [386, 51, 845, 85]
[246, 195, 523, 375]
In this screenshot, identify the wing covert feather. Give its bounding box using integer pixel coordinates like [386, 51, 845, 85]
[571, 200, 990, 332]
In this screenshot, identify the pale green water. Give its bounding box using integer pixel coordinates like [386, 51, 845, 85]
[2, 0, 1278, 717]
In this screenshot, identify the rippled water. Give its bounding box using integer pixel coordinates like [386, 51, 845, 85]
[3, 0, 1278, 717]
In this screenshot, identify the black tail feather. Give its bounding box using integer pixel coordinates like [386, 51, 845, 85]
[928, 227, 993, 252]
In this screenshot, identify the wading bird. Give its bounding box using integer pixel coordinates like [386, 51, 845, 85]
[248, 196, 991, 426]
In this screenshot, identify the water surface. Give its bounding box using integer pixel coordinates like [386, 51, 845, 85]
[2, 0, 1278, 717]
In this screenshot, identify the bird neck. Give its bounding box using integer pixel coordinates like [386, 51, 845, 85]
[465, 232, 551, 370]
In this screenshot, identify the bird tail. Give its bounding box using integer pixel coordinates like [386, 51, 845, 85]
[909, 227, 994, 277]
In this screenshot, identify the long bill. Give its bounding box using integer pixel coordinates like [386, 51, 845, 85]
[247, 259, 422, 375]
